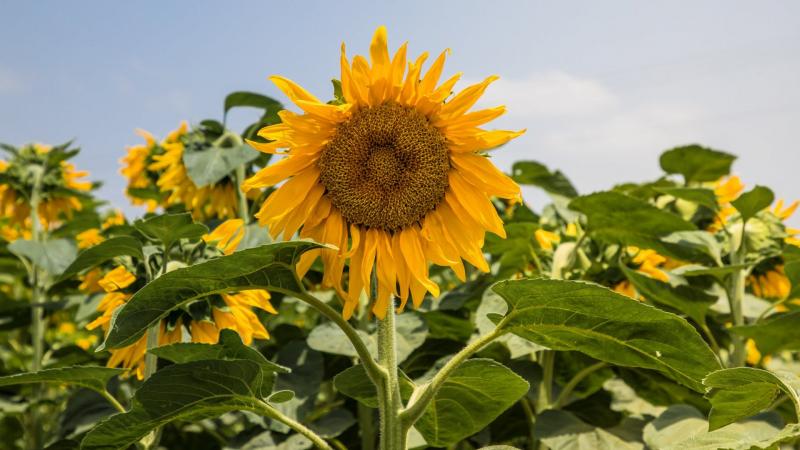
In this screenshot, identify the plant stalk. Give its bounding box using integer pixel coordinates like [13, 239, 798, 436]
[257, 401, 331, 450]
[377, 301, 404, 450]
[26, 166, 45, 450]
[728, 226, 748, 367]
[537, 350, 555, 413]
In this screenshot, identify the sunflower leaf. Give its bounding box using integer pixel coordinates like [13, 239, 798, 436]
[491, 278, 721, 391]
[703, 367, 800, 430]
[0, 366, 123, 394]
[659, 145, 736, 183]
[55, 236, 143, 283]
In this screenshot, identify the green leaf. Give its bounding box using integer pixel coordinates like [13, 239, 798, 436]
[785, 260, 800, 300]
[415, 359, 529, 447]
[661, 231, 722, 266]
[491, 279, 721, 391]
[100, 241, 321, 350]
[307, 312, 427, 363]
[730, 311, 800, 354]
[183, 145, 259, 187]
[223, 91, 283, 122]
[56, 236, 143, 283]
[133, 213, 208, 249]
[333, 364, 415, 408]
[309, 408, 355, 438]
[8, 238, 77, 277]
[569, 192, 696, 258]
[80, 360, 268, 450]
[643, 404, 798, 450]
[533, 410, 644, 449]
[621, 265, 716, 325]
[704, 368, 800, 430]
[0, 366, 123, 394]
[655, 187, 719, 211]
[149, 329, 289, 396]
[731, 186, 775, 223]
[659, 145, 736, 183]
[511, 161, 578, 198]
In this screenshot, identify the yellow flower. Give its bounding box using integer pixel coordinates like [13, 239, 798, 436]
[243, 26, 523, 318]
[203, 219, 246, 255]
[85, 268, 182, 380]
[148, 122, 239, 220]
[102, 210, 126, 229]
[708, 176, 744, 232]
[564, 223, 579, 237]
[76, 228, 104, 249]
[79, 268, 104, 293]
[714, 175, 744, 204]
[745, 339, 771, 366]
[98, 266, 136, 292]
[771, 199, 800, 247]
[627, 246, 670, 282]
[534, 229, 560, 251]
[212, 290, 277, 344]
[749, 265, 791, 299]
[613, 280, 640, 300]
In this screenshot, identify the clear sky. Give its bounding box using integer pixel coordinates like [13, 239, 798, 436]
[1, 1, 798, 224]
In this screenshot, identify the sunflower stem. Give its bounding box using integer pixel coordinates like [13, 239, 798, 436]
[728, 224, 748, 367]
[377, 300, 404, 450]
[26, 165, 46, 450]
[256, 400, 332, 450]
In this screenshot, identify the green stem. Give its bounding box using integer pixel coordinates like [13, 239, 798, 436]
[728, 225, 748, 367]
[377, 302, 403, 450]
[358, 402, 376, 450]
[27, 166, 45, 450]
[537, 350, 555, 413]
[100, 390, 126, 413]
[554, 362, 606, 408]
[294, 290, 384, 384]
[257, 400, 332, 450]
[401, 325, 505, 430]
[520, 398, 536, 450]
[235, 164, 249, 223]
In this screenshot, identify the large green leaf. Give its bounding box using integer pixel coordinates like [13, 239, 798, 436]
[133, 213, 208, 249]
[643, 404, 799, 450]
[183, 145, 259, 187]
[704, 368, 800, 430]
[0, 366, 123, 394]
[332, 364, 415, 408]
[660, 231, 722, 266]
[659, 145, 736, 183]
[307, 312, 427, 363]
[731, 186, 774, 224]
[533, 410, 643, 450]
[569, 192, 696, 258]
[730, 311, 800, 354]
[100, 241, 321, 350]
[56, 236, 143, 283]
[414, 359, 529, 447]
[491, 279, 721, 391]
[8, 238, 77, 277]
[621, 266, 716, 325]
[80, 360, 268, 450]
[149, 329, 289, 396]
[511, 161, 578, 198]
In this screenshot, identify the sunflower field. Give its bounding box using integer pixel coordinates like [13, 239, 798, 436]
[2, 26, 800, 450]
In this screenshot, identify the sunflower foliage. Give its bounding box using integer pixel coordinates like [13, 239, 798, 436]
[2, 37, 800, 450]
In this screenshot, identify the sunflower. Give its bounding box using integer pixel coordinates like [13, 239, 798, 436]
[534, 229, 560, 251]
[708, 175, 744, 232]
[773, 199, 800, 247]
[613, 247, 671, 300]
[0, 143, 93, 229]
[748, 265, 791, 300]
[120, 129, 163, 212]
[148, 122, 239, 220]
[75, 210, 127, 249]
[86, 265, 182, 379]
[243, 26, 522, 319]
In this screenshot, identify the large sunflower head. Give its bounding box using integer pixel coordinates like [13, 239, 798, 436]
[120, 129, 166, 212]
[243, 26, 524, 319]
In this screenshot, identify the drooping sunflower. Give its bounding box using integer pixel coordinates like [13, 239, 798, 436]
[147, 122, 239, 220]
[85, 220, 276, 378]
[120, 129, 164, 212]
[243, 26, 523, 318]
[0, 143, 93, 230]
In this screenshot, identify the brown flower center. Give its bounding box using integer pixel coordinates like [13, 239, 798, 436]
[318, 102, 450, 231]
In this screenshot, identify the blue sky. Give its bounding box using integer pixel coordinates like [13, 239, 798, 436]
[1, 1, 799, 224]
